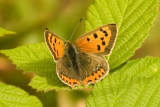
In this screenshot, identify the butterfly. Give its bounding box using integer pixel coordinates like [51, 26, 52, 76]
[44, 24, 117, 88]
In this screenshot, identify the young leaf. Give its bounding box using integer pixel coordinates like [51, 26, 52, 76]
[0, 82, 42, 107]
[85, 0, 159, 69]
[0, 28, 15, 37]
[86, 57, 160, 107]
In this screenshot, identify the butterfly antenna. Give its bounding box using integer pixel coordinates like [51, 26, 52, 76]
[70, 18, 83, 40]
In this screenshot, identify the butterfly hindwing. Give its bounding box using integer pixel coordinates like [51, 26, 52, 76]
[57, 56, 81, 88]
[74, 24, 117, 55]
[78, 52, 109, 86]
[44, 30, 65, 61]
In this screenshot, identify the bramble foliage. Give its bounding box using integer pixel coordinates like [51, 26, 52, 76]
[0, 82, 42, 107]
[86, 57, 160, 107]
[0, 0, 159, 106]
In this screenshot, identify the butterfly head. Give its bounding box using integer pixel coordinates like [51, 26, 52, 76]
[64, 40, 77, 60]
[64, 40, 71, 45]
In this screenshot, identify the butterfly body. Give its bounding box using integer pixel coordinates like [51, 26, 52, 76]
[45, 24, 117, 88]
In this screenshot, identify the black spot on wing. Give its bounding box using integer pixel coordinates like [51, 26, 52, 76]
[100, 28, 108, 37]
[50, 36, 52, 43]
[91, 72, 94, 76]
[53, 43, 55, 47]
[54, 48, 56, 51]
[105, 33, 108, 37]
[55, 38, 57, 43]
[87, 80, 92, 83]
[103, 31, 107, 33]
[102, 41, 106, 46]
[101, 37, 104, 40]
[102, 72, 105, 75]
[97, 45, 101, 51]
[87, 38, 90, 41]
[94, 33, 98, 39]
[73, 82, 77, 85]
[94, 69, 97, 73]
[97, 68, 100, 71]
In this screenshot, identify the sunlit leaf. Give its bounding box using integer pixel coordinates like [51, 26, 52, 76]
[0, 82, 42, 107]
[0, 0, 159, 92]
[86, 57, 160, 107]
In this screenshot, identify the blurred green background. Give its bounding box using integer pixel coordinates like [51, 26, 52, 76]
[0, 0, 159, 107]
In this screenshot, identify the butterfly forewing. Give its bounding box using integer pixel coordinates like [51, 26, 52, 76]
[74, 24, 117, 55]
[45, 30, 65, 61]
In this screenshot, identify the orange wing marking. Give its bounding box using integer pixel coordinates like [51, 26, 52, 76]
[61, 74, 80, 87]
[83, 68, 105, 85]
[75, 27, 112, 53]
[47, 33, 64, 58]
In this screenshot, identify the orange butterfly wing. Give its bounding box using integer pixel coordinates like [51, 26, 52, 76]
[75, 24, 117, 55]
[44, 29, 65, 61]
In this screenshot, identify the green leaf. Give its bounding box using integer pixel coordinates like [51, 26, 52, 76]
[1, 43, 54, 73]
[0, 28, 15, 37]
[85, 0, 159, 69]
[86, 57, 160, 107]
[29, 74, 70, 92]
[113, 57, 160, 78]
[0, 82, 42, 107]
[0, 0, 159, 92]
[1, 43, 70, 91]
